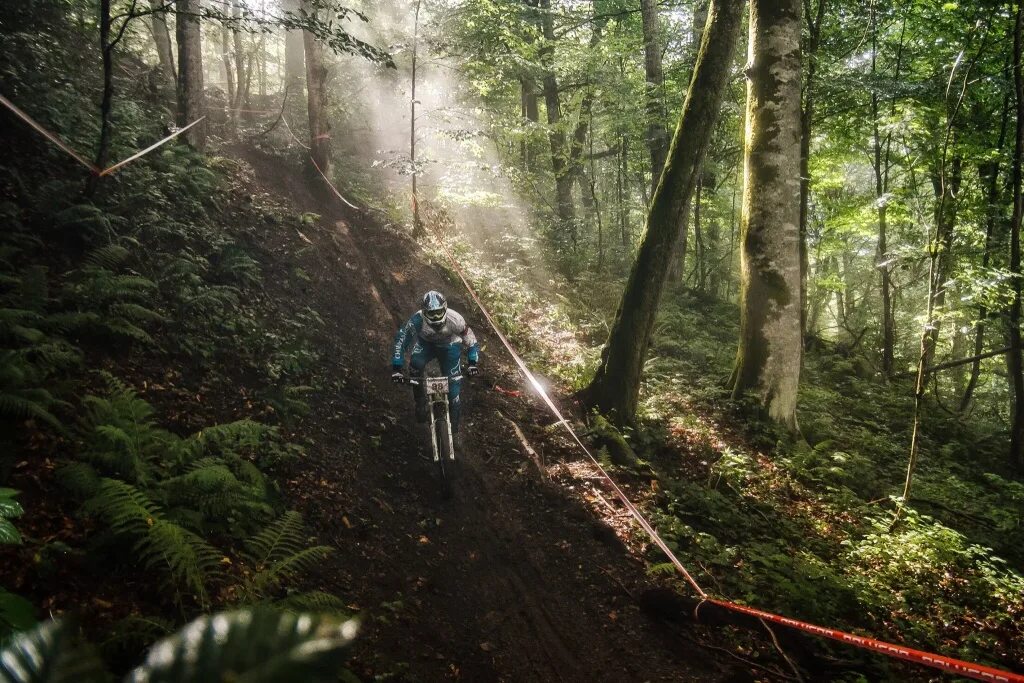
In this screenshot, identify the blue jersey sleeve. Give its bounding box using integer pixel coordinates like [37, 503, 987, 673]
[392, 313, 422, 368]
[463, 323, 480, 364]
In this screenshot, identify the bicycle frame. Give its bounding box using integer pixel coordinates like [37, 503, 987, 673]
[409, 375, 455, 464]
[425, 376, 455, 463]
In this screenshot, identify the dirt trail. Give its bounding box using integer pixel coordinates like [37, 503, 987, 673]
[235, 146, 737, 682]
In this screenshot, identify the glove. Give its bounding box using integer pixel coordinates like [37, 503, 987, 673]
[392, 369, 405, 384]
[466, 364, 479, 377]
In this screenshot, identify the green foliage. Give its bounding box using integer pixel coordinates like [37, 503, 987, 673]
[0, 588, 36, 642]
[79, 476, 221, 607]
[238, 511, 334, 604]
[0, 488, 26, 545]
[0, 620, 109, 683]
[126, 609, 357, 683]
[0, 609, 357, 683]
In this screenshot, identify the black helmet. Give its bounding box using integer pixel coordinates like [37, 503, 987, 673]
[422, 290, 448, 328]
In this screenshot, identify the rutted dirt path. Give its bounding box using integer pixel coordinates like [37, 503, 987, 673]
[235, 145, 737, 682]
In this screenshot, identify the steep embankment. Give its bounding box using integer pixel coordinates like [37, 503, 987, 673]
[232, 145, 735, 682]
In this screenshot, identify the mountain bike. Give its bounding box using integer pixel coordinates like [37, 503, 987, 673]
[408, 374, 457, 497]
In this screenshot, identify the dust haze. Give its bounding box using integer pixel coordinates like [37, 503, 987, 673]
[335, 1, 543, 272]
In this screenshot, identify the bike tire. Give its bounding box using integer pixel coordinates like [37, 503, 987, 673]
[434, 411, 452, 499]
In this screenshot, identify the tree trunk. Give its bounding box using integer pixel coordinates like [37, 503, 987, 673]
[149, 0, 176, 85]
[1009, 0, 1024, 470]
[283, 0, 305, 98]
[729, 0, 803, 433]
[640, 0, 668, 195]
[962, 96, 1010, 412]
[175, 0, 206, 149]
[521, 76, 539, 166]
[870, 12, 906, 376]
[539, 0, 576, 248]
[221, 21, 236, 133]
[231, 0, 247, 112]
[579, 0, 745, 424]
[411, 0, 423, 236]
[96, 0, 115, 173]
[302, 0, 331, 179]
[925, 155, 963, 366]
[800, 0, 825, 344]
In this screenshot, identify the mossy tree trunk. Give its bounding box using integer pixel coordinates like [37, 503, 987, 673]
[148, 0, 176, 86]
[579, 0, 745, 425]
[302, 0, 331, 180]
[729, 0, 802, 433]
[539, 0, 576, 249]
[283, 0, 305, 99]
[799, 0, 825, 344]
[175, 0, 206, 149]
[640, 0, 668, 196]
[1009, 0, 1024, 471]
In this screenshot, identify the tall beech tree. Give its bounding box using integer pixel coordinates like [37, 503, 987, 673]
[175, 0, 206, 149]
[1010, 0, 1024, 469]
[302, 0, 331, 179]
[729, 0, 802, 432]
[148, 0, 176, 86]
[640, 0, 668, 194]
[539, 0, 576, 246]
[580, 0, 744, 424]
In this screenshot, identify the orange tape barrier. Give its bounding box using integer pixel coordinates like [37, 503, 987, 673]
[1, 93, 204, 177]
[708, 599, 1024, 683]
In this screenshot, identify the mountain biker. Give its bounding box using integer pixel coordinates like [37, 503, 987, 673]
[391, 291, 479, 433]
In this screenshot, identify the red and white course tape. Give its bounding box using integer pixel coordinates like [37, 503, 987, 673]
[1, 93, 204, 177]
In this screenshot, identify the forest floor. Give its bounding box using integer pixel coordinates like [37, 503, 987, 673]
[227, 144, 745, 682]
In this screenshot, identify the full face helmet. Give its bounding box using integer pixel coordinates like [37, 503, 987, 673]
[422, 290, 448, 329]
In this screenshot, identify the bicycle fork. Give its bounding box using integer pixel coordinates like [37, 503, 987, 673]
[428, 394, 456, 462]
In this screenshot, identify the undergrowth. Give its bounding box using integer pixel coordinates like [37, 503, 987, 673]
[0, 11, 343, 665]
[439, 231, 1024, 676]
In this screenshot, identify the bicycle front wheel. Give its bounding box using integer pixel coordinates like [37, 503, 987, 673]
[433, 410, 452, 498]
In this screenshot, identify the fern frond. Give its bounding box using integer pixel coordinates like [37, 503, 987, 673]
[82, 478, 160, 536]
[83, 244, 129, 271]
[108, 302, 165, 323]
[0, 620, 109, 683]
[0, 391, 62, 430]
[252, 545, 333, 593]
[57, 462, 102, 500]
[244, 511, 307, 567]
[136, 520, 221, 607]
[126, 609, 357, 683]
[274, 591, 347, 614]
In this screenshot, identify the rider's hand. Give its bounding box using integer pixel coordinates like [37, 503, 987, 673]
[466, 364, 479, 377]
[392, 369, 405, 384]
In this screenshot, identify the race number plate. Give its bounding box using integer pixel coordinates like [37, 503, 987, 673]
[426, 377, 449, 397]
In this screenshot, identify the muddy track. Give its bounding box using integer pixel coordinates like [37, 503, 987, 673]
[233, 145, 736, 682]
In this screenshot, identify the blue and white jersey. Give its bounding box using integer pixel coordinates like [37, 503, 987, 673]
[392, 309, 479, 367]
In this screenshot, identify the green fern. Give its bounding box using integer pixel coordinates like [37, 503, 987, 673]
[159, 463, 274, 531]
[0, 351, 64, 430]
[137, 520, 221, 608]
[214, 246, 261, 287]
[57, 462, 102, 500]
[79, 479, 220, 606]
[0, 620, 109, 683]
[82, 244, 130, 271]
[126, 608, 357, 683]
[274, 591, 348, 614]
[240, 512, 333, 600]
[81, 479, 161, 536]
